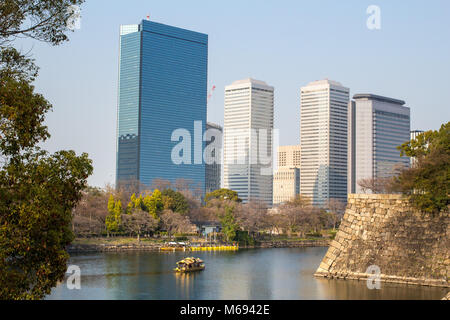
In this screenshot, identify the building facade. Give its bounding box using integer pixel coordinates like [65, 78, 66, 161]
[348, 94, 411, 194]
[116, 20, 208, 191]
[205, 122, 223, 193]
[273, 145, 301, 205]
[223, 78, 274, 206]
[300, 80, 349, 207]
[410, 130, 424, 167]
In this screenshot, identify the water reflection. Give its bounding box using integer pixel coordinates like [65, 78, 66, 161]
[47, 248, 447, 300]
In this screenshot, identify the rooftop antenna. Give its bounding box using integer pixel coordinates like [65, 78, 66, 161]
[146, 14, 150, 21]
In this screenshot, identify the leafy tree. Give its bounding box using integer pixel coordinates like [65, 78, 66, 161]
[220, 206, 240, 243]
[205, 188, 242, 204]
[105, 198, 122, 236]
[394, 122, 450, 213]
[143, 189, 164, 219]
[0, 0, 92, 300]
[127, 193, 144, 213]
[0, 52, 92, 299]
[107, 194, 115, 213]
[0, 0, 85, 46]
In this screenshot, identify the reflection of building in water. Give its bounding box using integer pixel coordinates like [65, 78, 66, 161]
[348, 94, 411, 194]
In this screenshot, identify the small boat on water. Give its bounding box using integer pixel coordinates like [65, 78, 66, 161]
[174, 257, 205, 273]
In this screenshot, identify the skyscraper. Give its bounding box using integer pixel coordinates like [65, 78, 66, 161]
[223, 78, 274, 206]
[410, 130, 424, 167]
[300, 80, 349, 207]
[273, 145, 301, 205]
[116, 20, 208, 191]
[348, 94, 411, 194]
[205, 122, 223, 193]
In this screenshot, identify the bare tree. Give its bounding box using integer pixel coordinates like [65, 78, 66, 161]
[72, 187, 109, 237]
[122, 209, 158, 242]
[357, 177, 393, 194]
[326, 199, 346, 230]
[161, 210, 195, 239]
[236, 201, 269, 238]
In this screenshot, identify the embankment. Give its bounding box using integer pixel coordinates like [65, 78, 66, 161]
[315, 194, 449, 288]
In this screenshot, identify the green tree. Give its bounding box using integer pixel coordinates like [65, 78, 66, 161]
[220, 206, 240, 243]
[107, 194, 115, 213]
[0, 0, 92, 300]
[205, 188, 242, 204]
[0, 54, 92, 300]
[127, 193, 144, 213]
[105, 199, 122, 236]
[161, 188, 189, 214]
[0, 0, 85, 46]
[143, 189, 164, 219]
[394, 122, 450, 213]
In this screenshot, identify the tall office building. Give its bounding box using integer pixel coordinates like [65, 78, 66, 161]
[410, 130, 424, 167]
[348, 94, 411, 194]
[223, 78, 274, 206]
[116, 20, 208, 191]
[273, 145, 301, 205]
[300, 80, 349, 207]
[205, 122, 223, 193]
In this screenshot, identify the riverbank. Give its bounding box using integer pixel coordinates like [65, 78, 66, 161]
[315, 194, 449, 289]
[67, 238, 330, 253]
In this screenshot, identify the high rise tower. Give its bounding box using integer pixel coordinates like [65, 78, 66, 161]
[223, 78, 274, 206]
[300, 80, 349, 206]
[116, 20, 208, 192]
[348, 94, 411, 194]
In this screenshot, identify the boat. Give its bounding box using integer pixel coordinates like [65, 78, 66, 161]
[174, 257, 205, 273]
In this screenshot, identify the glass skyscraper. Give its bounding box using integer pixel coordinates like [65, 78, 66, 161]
[116, 20, 208, 191]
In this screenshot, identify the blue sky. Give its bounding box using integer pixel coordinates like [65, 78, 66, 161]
[15, 0, 450, 187]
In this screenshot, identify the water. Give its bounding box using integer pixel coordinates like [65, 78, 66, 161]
[47, 247, 447, 300]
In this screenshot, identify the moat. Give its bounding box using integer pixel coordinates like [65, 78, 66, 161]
[47, 247, 447, 300]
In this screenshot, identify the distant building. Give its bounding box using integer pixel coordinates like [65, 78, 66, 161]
[410, 130, 424, 167]
[278, 145, 301, 168]
[223, 78, 274, 206]
[300, 80, 349, 207]
[273, 145, 301, 205]
[205, 122, 223, 193]
[273, 167, 300, 205]
[348, 94, 411, 194]
[116, 20, 208, 192]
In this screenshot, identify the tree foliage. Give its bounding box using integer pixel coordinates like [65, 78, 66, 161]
[0, 49, 92, 299]
[0, 0, 85, 46]
[219, 206, 240, 243]
[394, 122, 450, 213]
[205, 188, 242, 204]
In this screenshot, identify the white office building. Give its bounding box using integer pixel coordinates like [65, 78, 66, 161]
[348, 94, 411, 194]
[223, 78, 274, 206]
[300, 79, 349, 207]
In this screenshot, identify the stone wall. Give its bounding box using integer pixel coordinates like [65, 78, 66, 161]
[315, 194, 449, 288]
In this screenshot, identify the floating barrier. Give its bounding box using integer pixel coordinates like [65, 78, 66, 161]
[160, 245, 238, 252]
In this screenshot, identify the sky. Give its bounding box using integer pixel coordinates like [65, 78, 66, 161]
[14, 0, 450, 187]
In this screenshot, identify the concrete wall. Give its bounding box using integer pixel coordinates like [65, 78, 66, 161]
[315, 194, 449, 288]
